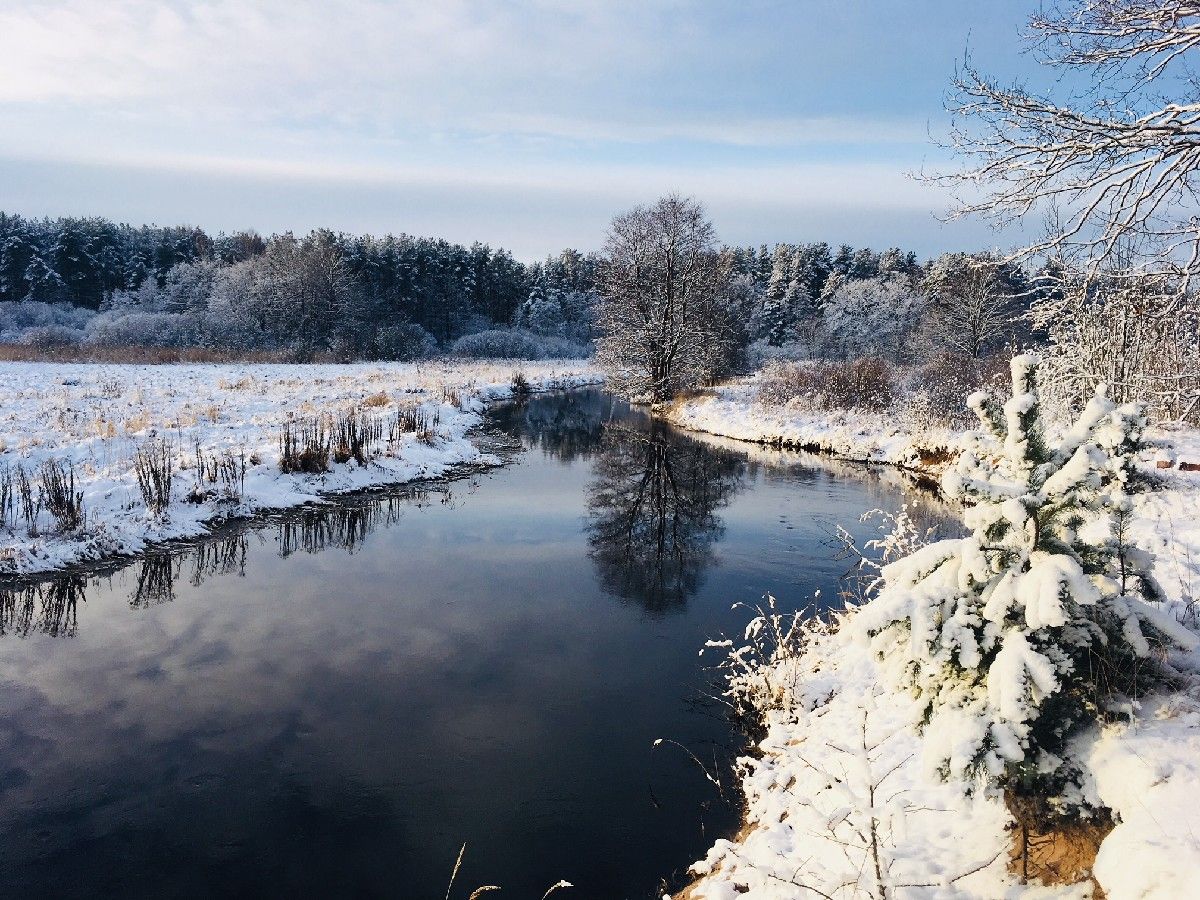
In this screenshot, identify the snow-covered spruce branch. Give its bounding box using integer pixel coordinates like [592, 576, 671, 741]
[709, 698, 1004, 899]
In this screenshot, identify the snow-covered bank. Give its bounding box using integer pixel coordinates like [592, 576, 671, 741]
[665, 380, 961, 471]
[0, 359, 601, 577]
[671, 377, 1200, 899]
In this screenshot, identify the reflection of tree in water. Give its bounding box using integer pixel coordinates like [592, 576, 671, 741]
[587, 422, 746, 612]
[0, 574, 84, 637]
[497, 389, 622, 462]
[132, 554, 176, 608]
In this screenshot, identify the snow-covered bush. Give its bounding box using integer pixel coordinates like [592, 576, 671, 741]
[853, 354, 1197, 817]
[902, 352, 1010, 430]
[451, 328, 546, 359]
[1034, 273, 1200, 425]
[85, 310, 201, 349]
[451, 327, 589, 360]
[0, 300, 94, 343]
[758, 357, 894, 411]
[744, 338, 815, 368]
[371, 323, 438, 361]
[19, 324, 84, 350]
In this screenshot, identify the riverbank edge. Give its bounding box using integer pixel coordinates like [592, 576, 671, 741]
[0, 363, 603, 579]
[660, 380, 1200, 899]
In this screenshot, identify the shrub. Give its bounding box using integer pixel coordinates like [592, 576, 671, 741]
[39, 460, 84, 532]
[20, 325, 83, 351]
[279, 418, 330, 474]
[450, 327, 591, 360]
[84, 311, 200, 349]
[902, 352, 1010, 429]
[373, 323, 438, 361]
[758, 357, 894, 411]
[451, 328, 546, 360]
[134, 438, 174, 517]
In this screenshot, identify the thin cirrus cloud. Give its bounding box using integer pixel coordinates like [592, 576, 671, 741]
[0, 0, 1031, 255]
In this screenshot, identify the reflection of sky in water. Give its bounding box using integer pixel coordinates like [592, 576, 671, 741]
[0, 390, 952, 899]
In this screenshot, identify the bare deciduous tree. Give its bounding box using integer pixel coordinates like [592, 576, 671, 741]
[596, 195, 735, 402]
[938, 0, 1200, 288]
[922, 252, 1026, 357]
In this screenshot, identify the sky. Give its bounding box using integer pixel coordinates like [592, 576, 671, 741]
[0, 1, 1049, 260]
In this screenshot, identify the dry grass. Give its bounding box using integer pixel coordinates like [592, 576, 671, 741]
[362, 390, 391, 407]
[0, 343, 309, 365]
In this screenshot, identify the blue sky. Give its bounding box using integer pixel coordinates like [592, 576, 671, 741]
[0, 1, 1046, 259]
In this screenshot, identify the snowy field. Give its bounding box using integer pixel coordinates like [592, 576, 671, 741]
[670, 376, 1200, 899]
[0, 359, 600, 577]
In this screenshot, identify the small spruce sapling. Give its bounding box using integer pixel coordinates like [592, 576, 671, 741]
[853, 354, 1197, 818]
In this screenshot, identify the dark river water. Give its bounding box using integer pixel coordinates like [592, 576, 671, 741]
[0, 389, 947, 899]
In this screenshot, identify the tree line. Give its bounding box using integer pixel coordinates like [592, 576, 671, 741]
[0, 214, 600, 358]
[2, 210, 980, 365]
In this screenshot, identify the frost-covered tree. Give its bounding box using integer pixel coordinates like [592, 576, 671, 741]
[939, 0, 1200, 290]
[820, 273, 924, 361]
[760, 244, 794, 345]
[1033, 271, 1200, 424]
[595, 195, 735, 401]
[922, 252, 1027, 357]
[854, 354, 1197, 815]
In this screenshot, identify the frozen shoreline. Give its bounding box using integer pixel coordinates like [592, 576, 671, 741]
[666, 378, 1200, 900]
[0, 359, 602, 578]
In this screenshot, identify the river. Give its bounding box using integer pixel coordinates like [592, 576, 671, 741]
[0, 389, 949, 899]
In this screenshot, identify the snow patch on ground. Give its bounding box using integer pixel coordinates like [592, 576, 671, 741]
[0, 359, 601, 577]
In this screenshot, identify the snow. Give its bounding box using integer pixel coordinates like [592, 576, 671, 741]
[668, 377, 1200, 900]
[665, 380, 961, 470]
[0, 359, 601, 577]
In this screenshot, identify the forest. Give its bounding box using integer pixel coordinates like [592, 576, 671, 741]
[0, 210, 1041, 369]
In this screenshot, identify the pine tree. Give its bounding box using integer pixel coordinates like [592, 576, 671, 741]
[761, 244, 794, 345]
[853, 354, 1196, 816]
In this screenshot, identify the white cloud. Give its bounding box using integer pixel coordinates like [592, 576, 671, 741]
[0, 0, 927, 148]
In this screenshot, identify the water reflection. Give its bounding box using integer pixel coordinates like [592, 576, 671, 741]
[492, 388, 614, 460]
[586, 422, 746, 612]
[0, 389, 955, 900]
[0, 574, 83, 638]
[275, 493, 427, 558]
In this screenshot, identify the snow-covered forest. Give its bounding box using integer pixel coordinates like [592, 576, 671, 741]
[0, 210, 1046, 372]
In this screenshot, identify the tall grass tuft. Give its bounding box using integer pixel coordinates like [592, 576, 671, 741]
[280, 417, 330, 474]
[510, 370, 531, 398]
[134, 438, 174, 517]
[190, 443, 248, 502]
[15, 464, 39, 534]
[333, 409, 384, 465]
[0, 463, 12, 529]
[390, 405, 441, 447]
[39, 459, 84, 532]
